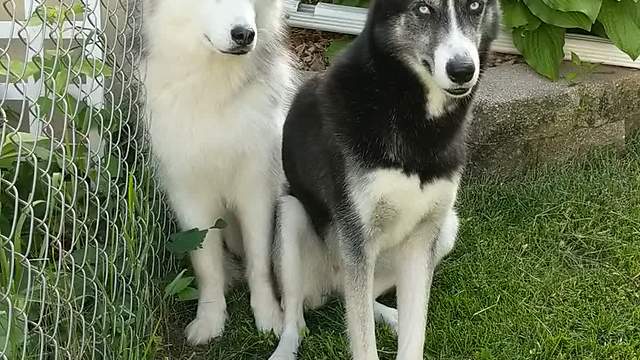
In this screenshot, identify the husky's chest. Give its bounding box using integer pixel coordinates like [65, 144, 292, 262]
[350, 168, 460, 248]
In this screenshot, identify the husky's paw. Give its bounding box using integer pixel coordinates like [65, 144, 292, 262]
[252, 298, 284, 334]
[268, 351, 297, 360]
[374, 302, 399, 335]
[268, 330, 300, 360]
[185, 309, 227, 345]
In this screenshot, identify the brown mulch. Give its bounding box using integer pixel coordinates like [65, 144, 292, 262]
[287, 28, 348, 71]
[287, 28, 523, 71]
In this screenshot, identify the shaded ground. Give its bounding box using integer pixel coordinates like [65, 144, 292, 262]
[287, 28, 524, 71]
[159, 138, 640, 359]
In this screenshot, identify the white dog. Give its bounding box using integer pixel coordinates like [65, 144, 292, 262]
[143, 0, 294, 345]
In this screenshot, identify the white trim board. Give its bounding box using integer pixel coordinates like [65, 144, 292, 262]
[284, 0, 640, 69]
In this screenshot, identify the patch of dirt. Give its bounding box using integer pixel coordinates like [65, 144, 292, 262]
[287, 28, 351, 71]
[287, 28, 524, 71]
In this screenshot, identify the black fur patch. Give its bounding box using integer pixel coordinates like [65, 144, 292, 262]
[282, 0, 499, 236]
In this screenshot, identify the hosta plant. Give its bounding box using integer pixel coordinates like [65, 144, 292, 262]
[328, 0, 640, 80]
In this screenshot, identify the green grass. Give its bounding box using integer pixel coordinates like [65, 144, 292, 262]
[161, 137, 640, 359]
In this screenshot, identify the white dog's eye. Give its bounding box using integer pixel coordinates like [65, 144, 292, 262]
[418, 5, 431, 15]
[469, 1, 482, 11]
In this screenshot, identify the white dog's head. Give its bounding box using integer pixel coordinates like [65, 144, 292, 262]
[146, 0, 282, 57]
[201, 0, 258, 55]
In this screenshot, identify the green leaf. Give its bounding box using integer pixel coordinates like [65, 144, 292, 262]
[570, 52, 582, 66]
[501, 0, 542, 30]
[0, 59, 39, 82]
[565, 71, 578, 81]
[523, 0, 593, 30]
[513, 24, 566, 80]
[73, 58, 114, 78]
[541, 0, 602, 23]
[167, 228, 208, 256]
[164, 270, 195, 298]
[177, 287, 199, 301]
[54, 70, 69, 96]
[590, 21, 608, 38]
[598, 0, 640, 60]
[68, 3, 86, 17]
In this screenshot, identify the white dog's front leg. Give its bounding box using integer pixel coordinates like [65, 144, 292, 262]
[186, 229, 228, 344]
[169, 190, 227, 345]
[237, 189, 283, 334]
[393, 232, 435, 360]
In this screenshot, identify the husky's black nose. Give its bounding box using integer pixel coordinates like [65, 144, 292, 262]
[231, 26, 255, 46]
[446, 57, 475, 85]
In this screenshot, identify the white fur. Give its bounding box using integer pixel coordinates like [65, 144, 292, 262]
[144, 0, 293, 344]
[432, 0, 481, 92]
[271, 170, 461, 360]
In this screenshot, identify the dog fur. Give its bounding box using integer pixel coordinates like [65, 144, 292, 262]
[270, 0, 499, 359]
[143, 0, 294, 345]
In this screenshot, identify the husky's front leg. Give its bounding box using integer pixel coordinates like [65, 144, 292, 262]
[339, 221, 379, 360]
[393, 227, 437, 360]
[269, 196, 309, 360]
[237, 187, 283, 334]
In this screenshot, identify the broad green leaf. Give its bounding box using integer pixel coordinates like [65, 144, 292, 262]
[0, 59, 39, 82]
[513, 24, 566, 80]
[26, 15, 44, 26]
[590, 21, 609, 38]
[54, 70, 69, 96]
[73, 58, 114, 78]
[164, 270, 195, 298]
[36, 97, 55, 121]
[69, 3, 85, 17]
[177, 287, 199, 301]
[541, 0, 602, 23]
[524, 0, 593, 30]
[501, 0, 541, 30]
[598, 0, 640, 60]
[167, 228, 208, 256]
[0, 302, 26, 359]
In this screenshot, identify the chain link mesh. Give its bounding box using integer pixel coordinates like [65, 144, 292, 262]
[0, 0, 175, 358]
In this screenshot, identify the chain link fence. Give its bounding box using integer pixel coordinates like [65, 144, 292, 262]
[1, 0, 175, 358]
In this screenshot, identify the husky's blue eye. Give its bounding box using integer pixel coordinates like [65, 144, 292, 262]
[417, 3, 431, 15]
[469, 1, 483, 12]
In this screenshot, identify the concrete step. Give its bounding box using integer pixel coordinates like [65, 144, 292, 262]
[470, 63, 640, 176]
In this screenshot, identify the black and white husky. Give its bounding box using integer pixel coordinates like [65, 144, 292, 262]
[143, 0, 293, 345]
[270, 0, 499, 359]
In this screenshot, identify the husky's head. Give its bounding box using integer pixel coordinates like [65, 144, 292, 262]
[371, 0, 499, 98]
[146, 0, 282, 57]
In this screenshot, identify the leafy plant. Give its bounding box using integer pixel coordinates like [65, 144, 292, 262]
[504, 0, 640, 80]
[327, 0, 640, 80]
[166, 219, 227, 258]
[0, 2, 165, 358]
[563, 51, 613, 86]
[163, 219, 226, 301]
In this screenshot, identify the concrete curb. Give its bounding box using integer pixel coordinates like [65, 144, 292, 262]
[470, 63, 640, 176]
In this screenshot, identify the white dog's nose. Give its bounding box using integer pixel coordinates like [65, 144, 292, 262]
[230, 26, 255, 46]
